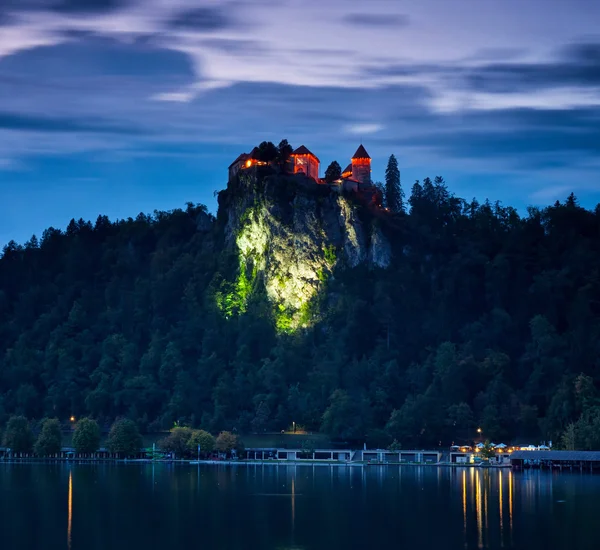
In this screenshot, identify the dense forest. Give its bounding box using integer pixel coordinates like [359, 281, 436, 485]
[2, 150, 600, 450]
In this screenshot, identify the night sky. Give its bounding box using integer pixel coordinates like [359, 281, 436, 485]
[1, 0, 599, 245]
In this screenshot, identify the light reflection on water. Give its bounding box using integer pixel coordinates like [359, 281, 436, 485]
[2, 462, 600, 550]
[462, 468, 516, 549]
[67, 469, 72, 550]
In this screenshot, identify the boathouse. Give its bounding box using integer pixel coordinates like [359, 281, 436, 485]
[245, 448, 352, 461]
[511, 450, 600, 471]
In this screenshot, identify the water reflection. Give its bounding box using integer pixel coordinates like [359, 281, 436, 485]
[463, 468, 515, 549]
[2, 463, 598, 550]
[499, 469, 503, 547]
[509, 469, 513, 545]
[463, 469, 467, 538]
[476, 469, 483, 548]
[67, 469, 73, 550]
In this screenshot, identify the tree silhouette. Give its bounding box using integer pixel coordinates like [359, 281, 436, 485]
[384, 155, 403, 212]
[325, 161, 342, 183]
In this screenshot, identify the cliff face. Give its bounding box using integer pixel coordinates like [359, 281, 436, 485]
[217, 168, 391, 331]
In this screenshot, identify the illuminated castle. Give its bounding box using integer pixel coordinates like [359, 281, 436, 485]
[229, 144, 373, 186]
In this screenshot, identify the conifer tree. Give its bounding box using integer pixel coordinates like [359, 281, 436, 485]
[384, 154, 403, 212]
[277, 139, 293, 170]
[325, 161, 342, 183]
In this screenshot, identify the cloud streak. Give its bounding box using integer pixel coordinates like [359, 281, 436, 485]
[50, 0, 125, 13]
[0, 111, 146, 134]
[342, 13, 410, 28]
[167, 6, 239, 31]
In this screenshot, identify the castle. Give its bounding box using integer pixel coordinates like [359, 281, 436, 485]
[229, 143, 375, 190]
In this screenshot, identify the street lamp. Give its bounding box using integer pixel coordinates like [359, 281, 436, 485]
[293, 421, 296, 434]
[70, 416, 76, 423]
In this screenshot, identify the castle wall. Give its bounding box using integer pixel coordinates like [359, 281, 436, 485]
[229, 162, 243, 182]
[352, 160, 371, 184]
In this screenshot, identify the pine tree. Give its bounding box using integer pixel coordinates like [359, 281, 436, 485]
[384, 155, 403, 213]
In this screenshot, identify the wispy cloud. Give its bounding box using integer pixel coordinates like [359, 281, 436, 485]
[529, 185, 574, 202]
[342, 13, 410, 28]
[167, 6, 239, 31]
[344, 124, 384, 135]
[50, 0, 124, 13]
[0, 111, 146, 134]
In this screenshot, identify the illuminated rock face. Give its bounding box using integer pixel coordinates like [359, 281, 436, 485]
[220, 171, 390, 331]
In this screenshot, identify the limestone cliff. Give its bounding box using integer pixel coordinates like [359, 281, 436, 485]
[216, 168, 391, 331]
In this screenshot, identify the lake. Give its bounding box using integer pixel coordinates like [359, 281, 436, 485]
[1, 463, 600, 549]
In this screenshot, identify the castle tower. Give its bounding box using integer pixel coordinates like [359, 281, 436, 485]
[351, 144, 371, 184]
[290, 145, 320, 181]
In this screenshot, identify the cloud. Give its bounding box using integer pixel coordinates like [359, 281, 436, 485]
[357, 41, 600, 113]
[0, 111, 144, 134]
[0, 0, 599, 214]
[0, 158, 24, 170]
[344, 124, 384, 135]
[0, 38, 195, 80]
[167, 6, 238, 31]
[342, 13, 410, 28]
[50, 0, 125, 13]
[529, 185, 574, 202]
[200, 38, 268, 56]
[464, 42, 600, 94]
[0, 12, 14, 25]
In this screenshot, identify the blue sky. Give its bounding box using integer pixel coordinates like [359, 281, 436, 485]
[1, 0, 600, 245]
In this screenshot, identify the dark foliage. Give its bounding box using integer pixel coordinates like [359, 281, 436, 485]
[325, 161, 342, 183]
[34, 417, 62, 456]
[72, 417, 100, 453]
[277, 139, 293, 170]
[1, 185, 600, 448]
[106, 418, 142, 456]
[257, 141, 278, 163]
[2, 415, 34, 453]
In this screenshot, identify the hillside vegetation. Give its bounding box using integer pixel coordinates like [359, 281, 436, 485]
[2, 167, 600, 449]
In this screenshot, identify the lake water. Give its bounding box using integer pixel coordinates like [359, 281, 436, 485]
[1, 463, 600, 550]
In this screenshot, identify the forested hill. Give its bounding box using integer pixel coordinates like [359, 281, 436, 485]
[2, 166, 600, 449]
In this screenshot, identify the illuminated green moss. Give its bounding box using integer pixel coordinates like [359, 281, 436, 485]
[215, 259, 256, 318]
[324, 244, 337, 266]
[217, 196, 342, 333]
[275, 308, 295, 334]
[274, 296, 318, 334]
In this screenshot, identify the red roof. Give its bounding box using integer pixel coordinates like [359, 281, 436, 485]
[352, 144, 371, 160]
[291, 145, 320, 162]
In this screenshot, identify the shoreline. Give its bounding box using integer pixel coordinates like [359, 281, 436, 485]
[0, 457, 511, 468]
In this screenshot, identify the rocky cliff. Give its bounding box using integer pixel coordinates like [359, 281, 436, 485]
[216, 168, 391, 331]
